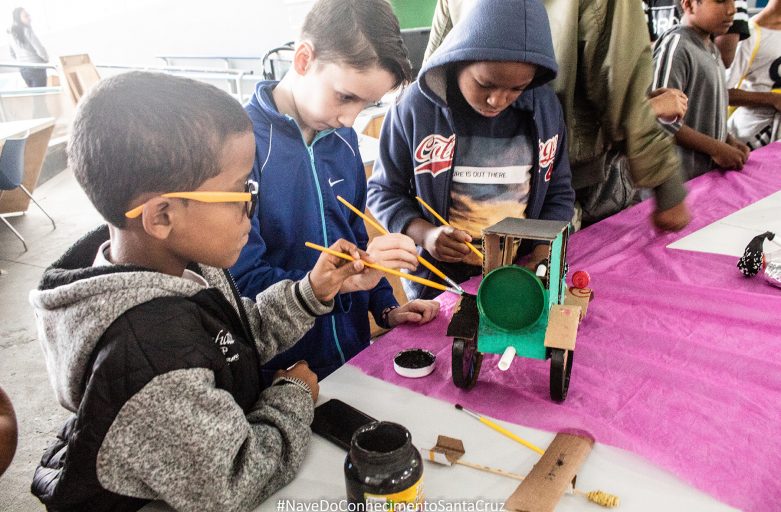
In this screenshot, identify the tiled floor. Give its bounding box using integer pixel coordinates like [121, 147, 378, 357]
[1, 169, 102, 511]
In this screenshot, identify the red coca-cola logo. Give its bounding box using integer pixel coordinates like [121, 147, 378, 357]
[538, 134, 558, 182]
[414, 134, 455, 175]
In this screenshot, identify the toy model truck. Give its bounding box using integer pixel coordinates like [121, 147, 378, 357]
[447, 218, 593, 402]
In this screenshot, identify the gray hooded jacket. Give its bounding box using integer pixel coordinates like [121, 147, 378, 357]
[30, 226, 331, 511]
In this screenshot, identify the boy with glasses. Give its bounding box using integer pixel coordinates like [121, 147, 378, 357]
[29, 71, 383, 511]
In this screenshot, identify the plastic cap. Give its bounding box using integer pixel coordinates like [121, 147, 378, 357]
[572, 270, 590, 289]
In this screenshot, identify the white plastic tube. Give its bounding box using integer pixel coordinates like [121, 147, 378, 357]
[497, 346, 516, 371]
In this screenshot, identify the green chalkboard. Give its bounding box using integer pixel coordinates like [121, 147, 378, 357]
[389, 0, 438, 29]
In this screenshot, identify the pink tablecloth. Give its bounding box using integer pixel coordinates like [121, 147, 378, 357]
[350, 143, 781, 511]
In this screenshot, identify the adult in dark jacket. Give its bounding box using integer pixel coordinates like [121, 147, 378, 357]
[367, 0, 575, 300]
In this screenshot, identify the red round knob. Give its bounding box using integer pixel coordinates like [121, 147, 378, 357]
[572, 270, 590, 289]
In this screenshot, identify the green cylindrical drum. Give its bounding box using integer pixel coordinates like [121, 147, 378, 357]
[477, 265, 545, 332]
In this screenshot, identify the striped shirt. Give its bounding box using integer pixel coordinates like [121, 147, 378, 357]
[643, 0, 750, 42]
[653, 25, 729, 179]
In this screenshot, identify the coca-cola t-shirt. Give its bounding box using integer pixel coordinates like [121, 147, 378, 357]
[445, 75, 534, 241]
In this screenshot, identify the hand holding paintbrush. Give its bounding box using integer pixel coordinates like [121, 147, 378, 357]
[306, 242, 463, 296]
[307, 239, 381, 302]
[335, 234, 419, 294]
[336, 196, 465, 293]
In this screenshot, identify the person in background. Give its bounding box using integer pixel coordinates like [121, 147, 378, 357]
[0, 385, 17, 477]
[424, 0, 691, 232]
[369, 0, 574, 300]
[726, 0, 781, 149]
[653, 0, 751, 180]
[644, 0, 751, 67]
[8, 7, 48, 87]
[231, 0, 440, 381]
[715, 0, 751, 67]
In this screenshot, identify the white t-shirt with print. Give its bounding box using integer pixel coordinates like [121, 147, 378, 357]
[727, 21, 781, 147]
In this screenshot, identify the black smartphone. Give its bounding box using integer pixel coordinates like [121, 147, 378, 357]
[312, 398, 376, 450]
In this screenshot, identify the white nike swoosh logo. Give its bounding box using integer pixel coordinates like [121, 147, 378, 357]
[329, 178, 345, 187]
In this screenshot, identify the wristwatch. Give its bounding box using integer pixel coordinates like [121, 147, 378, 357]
[380, 305, 400, 328]
[271, 375, 312, 397]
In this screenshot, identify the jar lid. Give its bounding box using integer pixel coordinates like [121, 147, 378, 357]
[393, 349, 436, 378]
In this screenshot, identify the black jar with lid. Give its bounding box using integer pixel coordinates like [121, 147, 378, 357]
[344, 421, 424, 505]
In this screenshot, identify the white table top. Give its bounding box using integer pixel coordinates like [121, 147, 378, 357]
[259, 365, 735, 511]
[140, 364, 734, 511]
[0, 117, 55, 141]
[668, 189, 781, 257]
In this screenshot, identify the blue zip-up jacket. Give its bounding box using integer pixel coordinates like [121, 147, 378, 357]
[231, 82, 397, 380]
[367, 0, 574, 300]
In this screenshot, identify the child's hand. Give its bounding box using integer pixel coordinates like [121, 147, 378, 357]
[652, 201, 691, 232]
[387, 300, 440, 327]
[338, 263, 384, 294]
[273, 361, 319, 402]
[309, 239, 369, 302]
[424, 226, 473, 263]
[712, 140, 748, 170]
[726, 134, 750, 161]
[648, 87, 688, 123]
[366, 233, 419, 272]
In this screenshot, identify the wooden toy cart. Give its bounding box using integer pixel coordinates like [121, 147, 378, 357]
[448, 218, 592, 402]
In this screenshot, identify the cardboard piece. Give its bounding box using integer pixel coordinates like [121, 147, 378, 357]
[483, 233, 503, 274]
[564, 287, 592, 320]
[543, 305, 580, 351]
[423, 435, 466, 466]
[505, 433, 594, 512]
[423, 436, 529, 482]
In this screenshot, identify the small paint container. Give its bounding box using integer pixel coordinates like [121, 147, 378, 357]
[393, 349, 436, 378]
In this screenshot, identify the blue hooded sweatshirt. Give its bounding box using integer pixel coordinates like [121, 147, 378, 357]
[231, 83, 397, 380]
[367, 0, 574, 300]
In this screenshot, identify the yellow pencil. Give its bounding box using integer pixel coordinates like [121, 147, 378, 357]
[415, 196, 484, 261]
[336, 195, 465, 293]
[305, 241, 462, 295]
[455, 404, 545, 455]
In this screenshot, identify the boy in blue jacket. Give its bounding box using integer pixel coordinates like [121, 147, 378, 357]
[367, 0, 575, 300]
[231, 0, 440, 380]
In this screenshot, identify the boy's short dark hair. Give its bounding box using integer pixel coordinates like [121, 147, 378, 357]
[301, 0, 413, 88]
[68, 71, 252, 227]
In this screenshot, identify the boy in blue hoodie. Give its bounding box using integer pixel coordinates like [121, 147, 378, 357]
[231, 0, 440, 380]
[367, 0, 575, 300]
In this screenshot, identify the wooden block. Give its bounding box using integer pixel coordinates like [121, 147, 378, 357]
[543, 305, 580, 351]
[505, 433, 594, 512]
[564, 287, 592, 320]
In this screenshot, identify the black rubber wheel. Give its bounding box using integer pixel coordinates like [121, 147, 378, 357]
[452, 337, 483, 389]
[549, 348, 574, 402]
